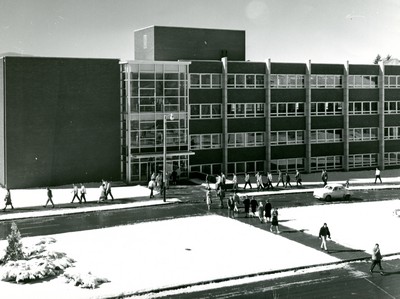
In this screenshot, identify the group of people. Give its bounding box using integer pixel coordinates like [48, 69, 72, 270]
[242, 170, 303, 191]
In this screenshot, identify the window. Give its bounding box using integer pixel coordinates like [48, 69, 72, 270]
[190, 134, 222, 149]
[384, 76, 400, 88]
[310, 75, 342, 88]
[270, 74, 305, 88]
[311, 102, 343, 116]
[349, 128, 378, 141]
[270, 158, 305, 173]
[385, 152, 400, 166]
[189, 74, 222, 88]
[227, 74, 266, 88]
[189, 104, 222, 119]
[384, 101, 400, 114]
[384, 126, 400, 140]
[310, 129, 343, 143]
[270, 102, 305, 117]
[227, 132, 265, 148]
[348, 75, 378, 88]
[348, 101, 378, 115]
[271, 130, 304, 145]
[349, 154, 378, 168]
[310, 156, 342, 171]
[227, 103, 265, 118]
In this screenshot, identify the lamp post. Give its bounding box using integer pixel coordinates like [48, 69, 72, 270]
[163, 113, 174, 202]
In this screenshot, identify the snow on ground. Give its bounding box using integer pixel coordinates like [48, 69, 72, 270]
[280, 199, 400, 254]
[0, 214, 338, 298]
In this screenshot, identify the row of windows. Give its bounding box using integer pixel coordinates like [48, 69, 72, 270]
[227, 132, 265, 147]
[271, 158, 305, 173]
[187, 73, 400, 90]
[270, 75, 305, 88]
[384, 101, 400, 114]
[270, 130, 304, 145]
[349, 128, 378, 141]
[190, 104, 221, 119]
[385, 152, 400, 165]
[349, 102, 378, 114]
[271, 103, 305, 116]
[311, 102, 343, 115]
[227, 74, 265, 88]
[384, 76, 400, 88]
[310, 156, 343, 171]
[311, 129, 343, 143]
[348, 154, 378, 168]
[227, 103, 265, 118]
[384, 127, 400, 140]
[190, 134, 221, 149]
[189, 74, 222, 88]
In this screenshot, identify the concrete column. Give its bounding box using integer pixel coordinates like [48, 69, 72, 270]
[343, 61, 349, 171]
[125, 64, 132, 183]
[265, 59, 272, 172]
[221, 57, 228, 175]
[305, 60, 312, 173]
[378, 61, 385, 170]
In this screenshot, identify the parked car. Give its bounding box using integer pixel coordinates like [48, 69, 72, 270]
[313, 183, 352, 201]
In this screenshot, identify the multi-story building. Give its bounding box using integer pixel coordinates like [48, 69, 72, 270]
[2, 25, 400, 188]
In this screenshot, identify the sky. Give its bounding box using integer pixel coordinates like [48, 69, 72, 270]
[0, 0, 399, 64]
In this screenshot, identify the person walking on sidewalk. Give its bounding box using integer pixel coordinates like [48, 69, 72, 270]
[80, 183, 87, 203]
[105, 181, 114, 201]
[205, 188, 212, 210]
[285, 172, 292, 188]
[44, 187, 55, 208]
[374, 168, 382, 184]
[270, 208, 280, 233]
[243, 173, 252, 189]
[233, 191, 240, 217]
[276, 170, 284, 187]
[266, 172, 273, 190]
[257, 202, 264, 223]
[318, 223, 331, 252]
[98, 183, 106, 203]
[250, 196, 258, 217]
[264, 199, 272, 223]
[295, 170, 302, 187]
[232, 173, 238, 191]
[370, 243, 384, 275]
[256, 172, 264, 191]
[71, 184, 81, 203]
[227, 195, 235, 218]
[321, 170, 328, 186]
[3, 188, 14, 211]
[243, 195, 250, 217]
[148, 179, 156, 198]
[217, 188, 225, 208]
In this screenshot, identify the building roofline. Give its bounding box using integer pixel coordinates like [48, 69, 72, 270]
[134, 25, 244, 33]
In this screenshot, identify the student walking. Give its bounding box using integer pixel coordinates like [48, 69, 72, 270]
[318, 223, 331, 252]
[44, 187, 55, 208]
[98, 183, 106, 203]
[243, 195, 250, 217]
[232, 173, 238, 191]
[264, 199, 272, 223]
[270, 208, 280, 233]
[105, 181, 114, 201]
[285, 172, 292, 188]
[148, 179, 156, 198]
[80, 183, 87, 203]
[321, 170, 328, 186]
[71, 184, 81, 203]
[3, 188, 14, 211]
[233, 192, 240, 217]
[374, 168, 382, 184]
[257, 202, 264, 223]
[227, 195, 235, 218]
[243, 173, 252, 189]
[217, 188, 225, 208]
[250, 196, 258, 217]
[266, 172, 273, 190]
[370, 243, 384, 275]
[206, 188, 212, 210]
[295, 170, 302, 187]
[276, 170, 284, 187]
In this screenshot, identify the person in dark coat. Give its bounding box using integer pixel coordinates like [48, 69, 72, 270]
[270, 208, 280, 233]
[318, 223, 331, 251]
[321, 170, 328, 186]
[370, 243, 384, 275]
[3, 188, 14, 211]
[264, 199, 272, 222]
[295, 170, 302, 187]
[250, 196, 258, 217]
[44, 187, 55, 208]
[285, 172, 292, 188]
[243, 195, 250, 217]
[80, 183, 87, 203]
[105, 180, 114, 201]
[227, 195, 235, 218]
[217, 188, 225, 208]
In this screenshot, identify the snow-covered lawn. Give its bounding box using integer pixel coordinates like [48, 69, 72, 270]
[281, 199, 400, 254]
[0, 214, 339, 298]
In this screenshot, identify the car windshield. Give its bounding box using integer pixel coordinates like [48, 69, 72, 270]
[324, 186, 333, 190]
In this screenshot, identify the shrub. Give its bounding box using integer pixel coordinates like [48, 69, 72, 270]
[64, 267, 110, 289]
